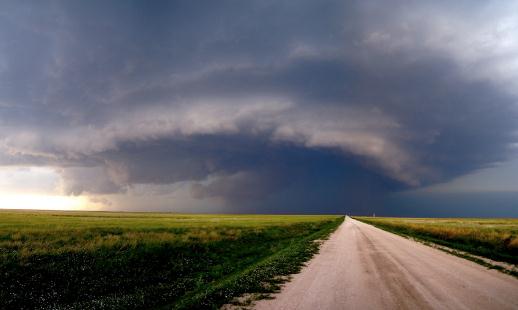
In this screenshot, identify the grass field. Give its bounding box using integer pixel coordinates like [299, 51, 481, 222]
[355, 217, 518, 265]
[0, 210, 343, 309]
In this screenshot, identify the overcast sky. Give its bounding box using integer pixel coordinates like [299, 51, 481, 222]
[1, 0, 517, 215]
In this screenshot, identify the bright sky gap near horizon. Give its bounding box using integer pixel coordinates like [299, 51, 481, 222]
[0, 1, 517, 216]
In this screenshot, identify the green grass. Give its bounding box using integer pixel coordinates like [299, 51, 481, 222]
[354, 216, 518, 265]
[0, 210, 343, 309]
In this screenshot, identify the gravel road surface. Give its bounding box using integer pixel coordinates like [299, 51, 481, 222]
[253, 217, 518, 310]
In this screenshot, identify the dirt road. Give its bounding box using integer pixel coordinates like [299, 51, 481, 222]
[253, 217, 518, 310]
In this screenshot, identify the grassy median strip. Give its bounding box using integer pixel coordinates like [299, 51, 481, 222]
[354, 217, 518, 266]
[0, 210, 343, 309]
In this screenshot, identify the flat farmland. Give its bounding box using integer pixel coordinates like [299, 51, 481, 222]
[0, 210, 343, 309]
[355, 217, 518, 265]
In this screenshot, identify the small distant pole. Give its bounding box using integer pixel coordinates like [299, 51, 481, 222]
[373, 213, 376, 217]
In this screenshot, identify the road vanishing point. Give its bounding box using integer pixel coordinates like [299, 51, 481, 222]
[253, 217, 518, 310]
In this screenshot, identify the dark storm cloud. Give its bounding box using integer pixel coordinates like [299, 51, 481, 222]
[1, 0, 517, 213]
